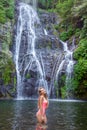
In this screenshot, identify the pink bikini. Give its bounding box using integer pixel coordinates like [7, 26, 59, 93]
[37, 100, 48, 116]
[42, 100, 48, 115]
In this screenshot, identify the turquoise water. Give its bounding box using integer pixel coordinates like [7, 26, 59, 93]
[0, 99, 87, 130]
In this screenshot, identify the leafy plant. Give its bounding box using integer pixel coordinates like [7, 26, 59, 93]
[74, 39, 87, 60]
[0, 0, 14, 23]
[6, 7, 14, 19]
[25, 73, 31, 79]
[60, 31, 69, 41]
[61, 86, 66, 99]
[0, 5, 6, 23]
[56, 0, 74, 18]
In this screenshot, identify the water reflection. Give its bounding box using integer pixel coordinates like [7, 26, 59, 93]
[12, 100, 37, 130]
[47, 100, 87, 130]
[12, 100, 23, 130]
[36, 123, 47, 130]
[0, 100, 87, 130]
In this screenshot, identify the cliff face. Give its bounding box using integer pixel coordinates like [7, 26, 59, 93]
[1, 0, 87, 99]
[0, 0, 16, 98]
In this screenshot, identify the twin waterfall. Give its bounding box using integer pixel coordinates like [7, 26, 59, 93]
[14, 1, 75, 99]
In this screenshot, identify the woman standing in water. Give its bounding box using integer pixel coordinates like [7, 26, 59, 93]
[36, 87, 49, 124]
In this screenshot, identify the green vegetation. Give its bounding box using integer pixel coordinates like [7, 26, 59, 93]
[61, 86, 66, 99]
[25, 73, 31, 79]
[56, 0, 87, 99]
[0, 0, 15, 98]
[0, 51, 16, 85]
[56, 0, 74, 18]
[0, 5, 6, 24]
[0, 0, 14, 23]
[73, 39, 87, 98]
[2, 58, 14, 85]
[74, 39, 87, 60]
[38, 0, 58, 9]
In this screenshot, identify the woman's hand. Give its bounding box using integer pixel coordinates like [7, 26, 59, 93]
[42, 116, 44, 121]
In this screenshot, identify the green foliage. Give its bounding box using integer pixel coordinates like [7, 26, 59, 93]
[14, 77, 16, 86]
[72, 59, 87, 96]
[2, 30, 12, 51]
[60, 31, 69, 41]
[74, 39, 87, 60]
[0, 51, 15, 86]
[0, 0, 14, 23]
[25, 73, 31, 79]
[80, 19, 87, 38]
[56, 0, 74, 18]
[0, 0, 15, 98]
[2, 42, 9, 51]
[2, 65, 11, 85]
[61, 75, 67, 98]
[0, 0, 9, 7]
[38, 0, 58, 9]
[71, 1, 87, 17]
[0, 5, 6, 24]
[6, 7, 14, 19]
[72, 37, 87, 97]
[54, 24, 59, 30]
[54, 0, 87, 41]
[74, 59, 87, 81]
[71, 1, 87, 39]
[2, 58, 14, 85]
[59, 26, 74, 41]
[61, 86, 66, 99]
[67, 26, 74, 37]
[70, 79, 79, 91]
[75, 28, 81, 37]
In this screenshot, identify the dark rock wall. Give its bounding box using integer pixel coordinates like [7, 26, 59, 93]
[0, 8, 16, 98]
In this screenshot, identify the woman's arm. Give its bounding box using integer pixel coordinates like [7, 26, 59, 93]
[39, 95, 44, 115]
[37, 97, 40, 109]
[46, 98, 49, 109]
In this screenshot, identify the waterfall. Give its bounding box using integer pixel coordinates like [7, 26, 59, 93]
[56, 40, 75, 98]
[60, 40, 74, 82]
[21, 0, 37, 7]
[44, 29, 48, 35]
[14, 2, 48, 99]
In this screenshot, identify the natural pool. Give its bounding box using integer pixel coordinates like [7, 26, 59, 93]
[0, 99, 87, 130]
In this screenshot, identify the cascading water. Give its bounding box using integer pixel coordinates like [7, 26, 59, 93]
[14, 2, 48, 99]
[56, 40, 75, 98]
[44, 29, 48, 35]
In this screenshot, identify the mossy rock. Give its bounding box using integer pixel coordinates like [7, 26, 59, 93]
[0, 6, 6, 24]
[0, 50, 15, 85]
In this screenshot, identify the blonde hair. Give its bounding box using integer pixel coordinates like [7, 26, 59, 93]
[38, 87, 44, 95]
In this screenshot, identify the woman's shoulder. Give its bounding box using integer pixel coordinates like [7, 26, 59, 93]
[40, 95, 44, 100]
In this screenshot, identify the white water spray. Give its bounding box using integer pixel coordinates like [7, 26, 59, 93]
[60, 40, 74, 82]
[44, 29, 48, 35]
[56, 40, 75, 97]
